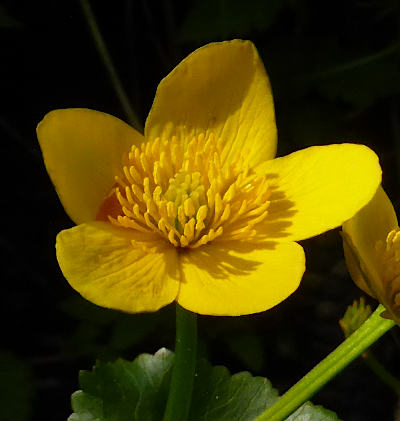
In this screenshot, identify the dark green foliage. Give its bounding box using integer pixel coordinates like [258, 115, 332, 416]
[287, 402, 340, 421]
[70, 349, 339, 421]
[70, 349, 173, 421]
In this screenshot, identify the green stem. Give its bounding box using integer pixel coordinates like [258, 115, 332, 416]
[163, 304, 197, 421]
[255, 304, 396, 421]
[79, 0, 143, 131]
[363, 351, 400, 395]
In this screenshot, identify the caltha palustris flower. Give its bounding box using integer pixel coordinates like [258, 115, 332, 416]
[37, 40, 381, 316]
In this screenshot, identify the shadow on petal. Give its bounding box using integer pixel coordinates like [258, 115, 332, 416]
[179, 241, 280, 281]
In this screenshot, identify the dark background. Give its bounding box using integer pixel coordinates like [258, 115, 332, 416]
[1, 0, 400, 420]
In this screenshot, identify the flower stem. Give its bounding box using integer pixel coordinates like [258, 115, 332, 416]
[79, 0, 143, 131]
[163, 304, 197, 421]
[255, 304, 396, 421]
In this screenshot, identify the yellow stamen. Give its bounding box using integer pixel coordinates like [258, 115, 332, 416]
[107, 132, 271, 248]
[375, 228, 400, 316]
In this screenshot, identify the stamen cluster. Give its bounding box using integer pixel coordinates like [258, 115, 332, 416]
[109, 133, 270, 248]
[376, 228, 400, 316]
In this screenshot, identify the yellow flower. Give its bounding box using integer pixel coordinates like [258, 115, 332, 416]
[37, 40, 381, 316]
[342, 186, 400, 325]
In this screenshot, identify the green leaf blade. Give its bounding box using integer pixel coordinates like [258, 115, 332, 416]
[71, 348, 173, 421]
[70, 349, 339, 421]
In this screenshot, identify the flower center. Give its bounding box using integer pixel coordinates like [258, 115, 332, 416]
[375, 228, 400, 314]
[107, 133, 270, 248]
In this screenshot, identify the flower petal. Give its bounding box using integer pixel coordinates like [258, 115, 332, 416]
[56, 222, 179, 313]
[342, 186, 398, 297]
[177, 240, 305, 316]
[37, 109, 144, 224]
[145, 39, 277, 167]
[256, 144, 381, 242]
[342, 239, 376, 298]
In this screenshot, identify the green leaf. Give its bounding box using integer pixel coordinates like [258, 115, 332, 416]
[69, 348, 173, 421]
[188, 359, 278, 420]
[70, 349, 339, 421]
[287, 402, 340, 421]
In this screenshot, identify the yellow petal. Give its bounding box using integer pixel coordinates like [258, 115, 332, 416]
[177, 240, 305, 316]
[145, 39, 277, 167]
[56, 222, 179, 313]
[342, 186, 398, 297]
[342, 235, 376, 298]
[37, 109, 144, 224]
[256, 144, 381, 242]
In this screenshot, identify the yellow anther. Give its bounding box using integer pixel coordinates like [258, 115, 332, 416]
[153, 162, 163, 187]
[196, 205, 208, 222]
[131, 184, 143, 201]
[108, 132, 272, 248]
[207, 188, 216, 208]
[114, 174, 127, 189]
[129, 165, 142, 184]
[158, 218, 168, 235]
[167, 202, 176, 219]
[144, 141, 151, 156]
[116, 189, 130, 210]
[180, 235, 189, 247]
[249, 210, 269, 226]
[246, 200, 270, 217]
[123, 166, 135, 185]
[184, 198, 196, 218]
[168, 229, 178, 247]
[151, 137, 160, 158]
[122, 206, 135, 219]
[158, 200, 168, 219]
[214, 226, 224, 238]
[114, 215, 148, 232]
[175, 189, 183, 207]
[143, 178, 151, 197]
[146, 199, 159, 220]
[184, 218, 196, 241]
[153, 185, 162, 203]
[133, 204, 143, 220]
[125, 186, 135, 205]
[177, 206, 187, 228]
[213, 193, 223, 221]
[223, 184, 236, 202]
[191, 172, 201, 189]
[191, 234, 209, 248]
[140, 152, 150, 174]
[172, 145, 183, 169]
[220, 204, 231, 223]
[190, 191, 200, 209]
[195, 220, 205, 233]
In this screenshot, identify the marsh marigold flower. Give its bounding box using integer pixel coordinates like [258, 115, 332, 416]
[38, 40, 381, 316]
[343, 186, 400, 325]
